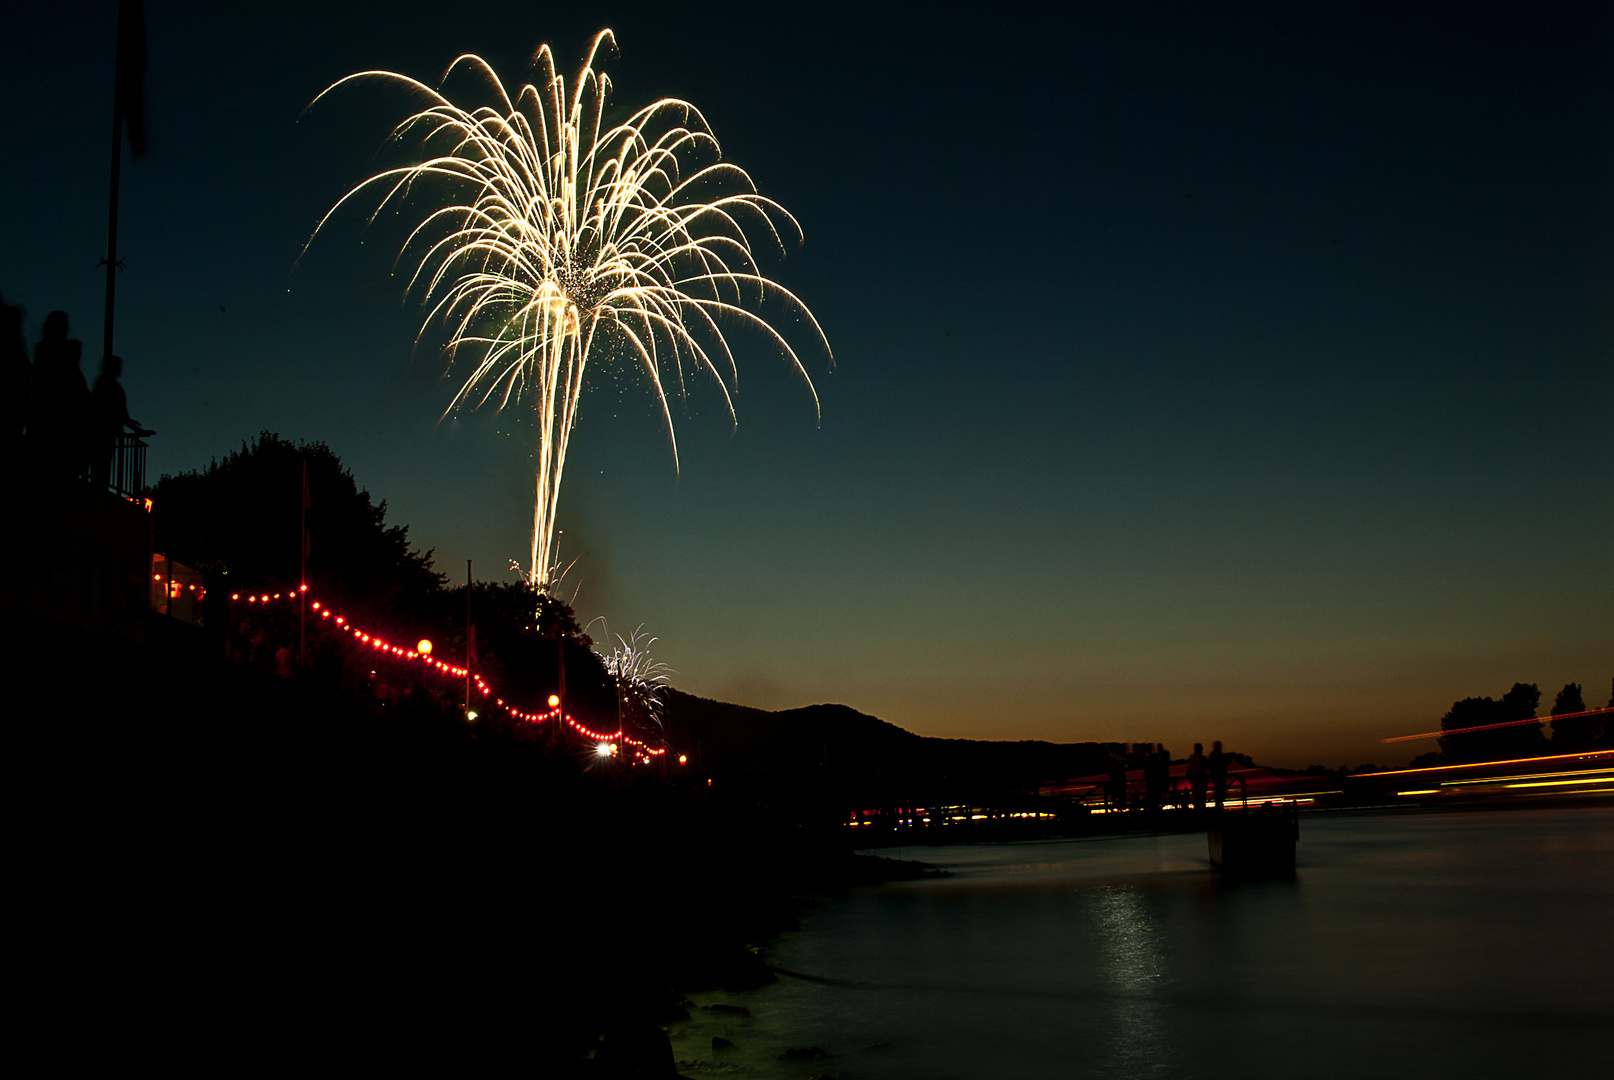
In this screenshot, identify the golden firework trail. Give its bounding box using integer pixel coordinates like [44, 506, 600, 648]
[308, 30, 829, 590]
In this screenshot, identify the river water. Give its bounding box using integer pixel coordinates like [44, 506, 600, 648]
[670, 806, 1612, 1079]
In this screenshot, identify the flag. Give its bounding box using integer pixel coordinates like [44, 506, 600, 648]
[467, 621, 478, 665]
[115, 1, 148, 159]
[301, 458, 311, 565]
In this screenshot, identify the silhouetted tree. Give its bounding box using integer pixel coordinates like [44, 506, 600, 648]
[1501, 681, 1541, 719]
[1437, 682, 1545, 761]
[441, 580, 613, 731]
[1553, 683, 1586, 715]
[151, 432, 445, 630]
[1552, 681, 1614, 749]
[1547, 682, 1593, 749]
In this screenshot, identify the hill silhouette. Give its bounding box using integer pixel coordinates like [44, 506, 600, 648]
[664, 689, 1114, 808]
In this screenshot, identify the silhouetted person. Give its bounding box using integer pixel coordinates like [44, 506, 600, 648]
[90, 354, 151, 490]
[1209, 740, 1230, 810]
[1187, 742, 1208, 811]
[249, 627, 273, 673]
[1106, 744, 1130, 813]
[1157, 744, 1176, 808]
[2, 295, 27, 448]
[29, 312, 89, 479]
[1144, 742, 1168, 811]
[227, 620, 252, 666]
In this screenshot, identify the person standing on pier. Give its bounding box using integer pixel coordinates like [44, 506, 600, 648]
[1144, 744, 1169, 811]
[90, 353, 151, 490]
[1187, 743, 1208, 811]
[1106, 745, 1130, 813]
[1209, 740, 1230, 810]
[30, 311, 89, 479]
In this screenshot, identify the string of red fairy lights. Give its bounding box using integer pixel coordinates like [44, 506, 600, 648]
[230, 586, 666, 761]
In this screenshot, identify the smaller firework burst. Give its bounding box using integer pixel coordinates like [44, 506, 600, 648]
[600, 625, 673, 738]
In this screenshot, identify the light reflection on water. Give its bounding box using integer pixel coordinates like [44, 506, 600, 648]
[668, 807, 1612, 1079]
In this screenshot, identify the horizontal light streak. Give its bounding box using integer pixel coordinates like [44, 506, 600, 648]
[1398, 782, 1614, 796]
[1441, 768, 1612, 787]
[1504, 777, 1614, 789]
[1383, 706, 1612, 744]
[1353, 750, 1614, 779]
[1518, 786, 1614, 798]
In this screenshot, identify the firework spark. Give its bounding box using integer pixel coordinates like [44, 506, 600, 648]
[601, 624, 673, 734]
[309, 30, 829, 591]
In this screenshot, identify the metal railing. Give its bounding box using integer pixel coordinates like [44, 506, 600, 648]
[107, 432, 147, 500]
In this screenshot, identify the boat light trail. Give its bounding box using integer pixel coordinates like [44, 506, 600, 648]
[1351, 750, 1614, 778]
[1382, 706, 1614, 743]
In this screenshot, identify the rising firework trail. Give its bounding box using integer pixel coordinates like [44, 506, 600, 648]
[307, 30, 829, 590]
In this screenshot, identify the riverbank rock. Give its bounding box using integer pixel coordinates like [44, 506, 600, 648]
[701, 945, 775, 990]
[594, 1022, 676, 1078]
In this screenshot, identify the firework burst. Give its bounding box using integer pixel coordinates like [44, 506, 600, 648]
[600, 624, 673, 735]
[308, 30, 829, 591]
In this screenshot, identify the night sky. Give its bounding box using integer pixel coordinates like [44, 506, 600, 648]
[5, 1, 1609, 767]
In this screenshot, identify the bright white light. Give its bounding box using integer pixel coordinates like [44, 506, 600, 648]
[596, 742, 614, 758]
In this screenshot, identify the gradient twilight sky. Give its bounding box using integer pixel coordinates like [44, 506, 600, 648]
[4, 1, 1609, 767]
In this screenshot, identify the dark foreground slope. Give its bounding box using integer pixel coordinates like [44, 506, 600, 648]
[13, 630, 919, 1075]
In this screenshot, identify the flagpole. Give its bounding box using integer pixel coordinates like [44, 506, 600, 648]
[102, 84, 122, 368]
[102, 1, 147, 370]
[300, 457, 309, 663]
[465, 559, 472, 717]
[102, 5, 130, 366]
